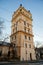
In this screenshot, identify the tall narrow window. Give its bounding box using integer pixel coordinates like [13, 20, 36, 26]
[29, 37, 30, 40]
[12, 37, 13, 40]
[29, 44, 31, 48]
[28, 29, 29, 33]
[0, 50, 2, 56]
[27, 23, 29, 27]
[16, 22, 17, 25]
[30, 53, 32, 60]
[13, 29, 14, 33]
[16, 22, 18, 31]
[25, 43, 27, 48]
[26, 50, 27, 54]
[24, 21, 26, 25]
[14, 24, 15, 27]
[16, 27, 17, 31]
[15, 35, 16, 39]
[24, 27, 26, 32]
[22, 58, 24, 61]
[14, 23, 16, 28]
[25, 35, 27, 39]
[13, 44, 16, 47]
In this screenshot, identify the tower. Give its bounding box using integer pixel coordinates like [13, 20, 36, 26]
[10, 5, 36, 61]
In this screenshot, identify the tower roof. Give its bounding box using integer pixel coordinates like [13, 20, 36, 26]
[12, 4, 32, 22]
[13, 4, 32, 16]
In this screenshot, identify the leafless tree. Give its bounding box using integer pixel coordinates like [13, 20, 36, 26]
[0, 18, 9, 41]
[35, 41, 41, 47]
[0, 18, 4, 41]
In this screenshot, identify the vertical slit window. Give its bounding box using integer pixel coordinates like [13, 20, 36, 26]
[24, 21, 26, 25]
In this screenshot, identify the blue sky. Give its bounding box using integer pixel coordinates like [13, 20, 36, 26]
[0, 0, 43, 46]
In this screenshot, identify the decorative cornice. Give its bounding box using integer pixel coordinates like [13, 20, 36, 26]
[12, 12, 32, 22]
[10, 31, 34, 37]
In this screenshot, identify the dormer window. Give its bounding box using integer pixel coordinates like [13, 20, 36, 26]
[30, 16, 32, 19]
[20, 9, 22, 11]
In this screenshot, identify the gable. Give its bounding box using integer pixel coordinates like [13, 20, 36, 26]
[12, 5, 32, 21]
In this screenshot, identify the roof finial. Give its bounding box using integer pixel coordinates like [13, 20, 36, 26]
[28, 10, 30, 12]
[20, 4, 22, 6]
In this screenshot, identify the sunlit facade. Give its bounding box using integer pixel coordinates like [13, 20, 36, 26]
[10, 5, 36, 61]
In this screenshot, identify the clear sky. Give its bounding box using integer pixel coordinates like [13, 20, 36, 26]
[0, 0, 43, 46]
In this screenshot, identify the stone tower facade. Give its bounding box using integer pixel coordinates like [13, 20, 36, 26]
[10, 5, 36, 61]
